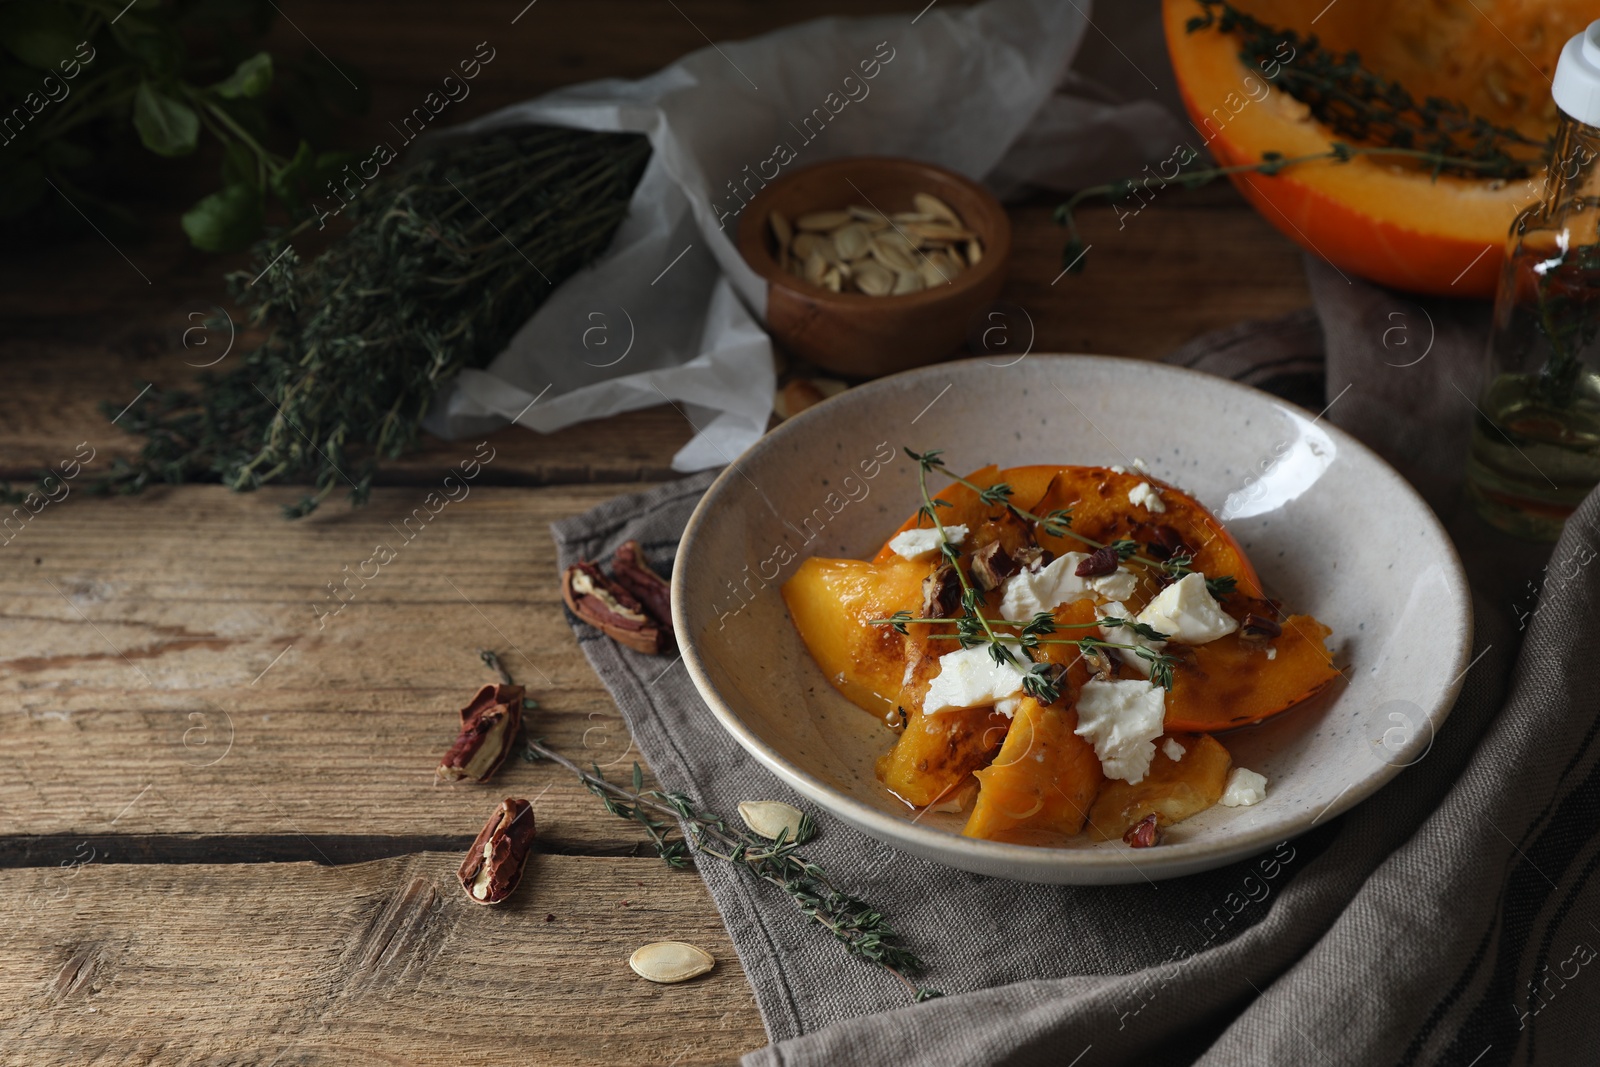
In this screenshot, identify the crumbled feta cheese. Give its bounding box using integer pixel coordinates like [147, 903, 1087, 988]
[922, 645, 1026, 714]
[1097, 599, 1166, 678]
[1266, 647, 1278, 661]
[1220, 767, 1268, 807]
[1137, 573, 1238, 645]
[1162, 737, 1186, 762]
[887, 523, 968, 561]
[1128, 481, 1166, 513]
[1072, 679, 1166, 784]
[997, 552, 1137, 621]
[994, 695, 1022, 718]
[1109, 465, 1127, 474]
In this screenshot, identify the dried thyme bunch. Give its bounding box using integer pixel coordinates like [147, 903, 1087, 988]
[103, 127, 651, 517]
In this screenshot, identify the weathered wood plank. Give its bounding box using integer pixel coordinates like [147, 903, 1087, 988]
[1, 852, 766, 1065]
[1, 485, 697, 847]
[0, 190, 1307, 485]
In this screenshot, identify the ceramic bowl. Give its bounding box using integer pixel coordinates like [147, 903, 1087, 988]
[734, 157, 1010, 379]
[672, 356, 1473, 884]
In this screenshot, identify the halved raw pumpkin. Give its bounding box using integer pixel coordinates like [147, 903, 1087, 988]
[1086, 733, 1233, 840]
[1163, 0, 1588, 297]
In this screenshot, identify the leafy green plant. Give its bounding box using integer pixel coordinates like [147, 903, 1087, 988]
[0, 0, 365, 250]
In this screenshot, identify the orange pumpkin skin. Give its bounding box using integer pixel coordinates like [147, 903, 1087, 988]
[1086, 733, 1233, 840]
[1161, 0, 1588, 297]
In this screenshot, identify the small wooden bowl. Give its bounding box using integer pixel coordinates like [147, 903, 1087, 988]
[735, 157, 1011, 379]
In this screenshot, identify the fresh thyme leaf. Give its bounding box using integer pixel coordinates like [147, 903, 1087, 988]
[1040, 508, 1073, 537]
[978, 482, 1014, 506]
[1109, 538, 1139, 561]
[1206, 575, 1238, 598]
[886, 610, 913, 635]
[1021, 612, 1057, 637]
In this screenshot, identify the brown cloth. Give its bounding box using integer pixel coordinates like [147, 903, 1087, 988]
[552, 257, 1594, 1065]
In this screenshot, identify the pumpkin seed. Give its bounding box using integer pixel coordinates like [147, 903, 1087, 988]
[913, 192, 960, 224]
[796, 210, 853, 231]
[853, 260, 895, 296]
[738, 799, 807, 840]
[803, 248, 828, 285]
[769, 212, 793, 252]
[629, 941, 715, 984]
[892, 269, 925, 295]
[772, 194, 983, 297]
[871, 236, 919, 273]
[832, 222, 871, 260]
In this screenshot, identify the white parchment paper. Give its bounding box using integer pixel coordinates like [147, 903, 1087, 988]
[424, 0, 1185, 470]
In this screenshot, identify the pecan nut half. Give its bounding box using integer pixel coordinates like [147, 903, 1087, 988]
[1074, 545, 1120, 578]
[921, 561, 963, 619]
[459, 797, 537, 905]
[563, 561, 666, 655]
[970, 540, 1018, 592]
[437, 683, 524, 783]
[1123, 813, 1161, 848]
[610, 540, 674, 647]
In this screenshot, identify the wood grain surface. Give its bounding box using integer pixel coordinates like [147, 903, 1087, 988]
[0, 1, 1313, 1062]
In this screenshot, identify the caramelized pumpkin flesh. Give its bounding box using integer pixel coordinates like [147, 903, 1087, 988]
[781, 462, 1339, 850]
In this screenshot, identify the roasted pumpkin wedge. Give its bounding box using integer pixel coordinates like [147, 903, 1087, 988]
[1165, 617, 1340, 732]
[963, 695, 1105, 842]
[877, 703, 1011, 808]
[782, 555, 927, 716]
[1086, 733, 1232, 840]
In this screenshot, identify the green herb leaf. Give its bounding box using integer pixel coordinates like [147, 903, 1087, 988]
[211, 52, 274, 99]
[1206, 575, 1238, 598]
[0, 3, 81, 70]
[133, 82, 200, 157]
[181, 184, 263, 253]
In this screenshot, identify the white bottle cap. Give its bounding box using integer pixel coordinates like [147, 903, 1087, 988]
[1553, 19, 1600, 126]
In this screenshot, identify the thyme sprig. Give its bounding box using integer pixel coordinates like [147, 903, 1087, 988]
[1188, 0, 1546, 180]
[907, 449, 1221, 585]
[875, 610, 1178, 691]
[479, 650, 942, 1002]
[1054, 144, 1529, 277]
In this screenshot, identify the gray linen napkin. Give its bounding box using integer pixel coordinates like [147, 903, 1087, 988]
[551, 260, 1595, 1065]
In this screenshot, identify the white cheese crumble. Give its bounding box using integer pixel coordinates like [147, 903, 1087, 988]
[997, 552, 1137, 621]
[1097, 599, 1166, 678]
[1128, 481, 1166, 513]
[922, 645, 1026, 715]
[888, 523, 968, 561]
[1266, 647, 1278, 661]
[1072, 679, 1166, 784]
[1162, 737, 1186, 762]
[1137, 573, 1238, 645]
[1220, 767, 1268, 807]
[994, 695, 1022, 718]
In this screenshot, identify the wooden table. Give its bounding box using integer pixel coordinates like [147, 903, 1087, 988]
[0, 4, 1311, 1062]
